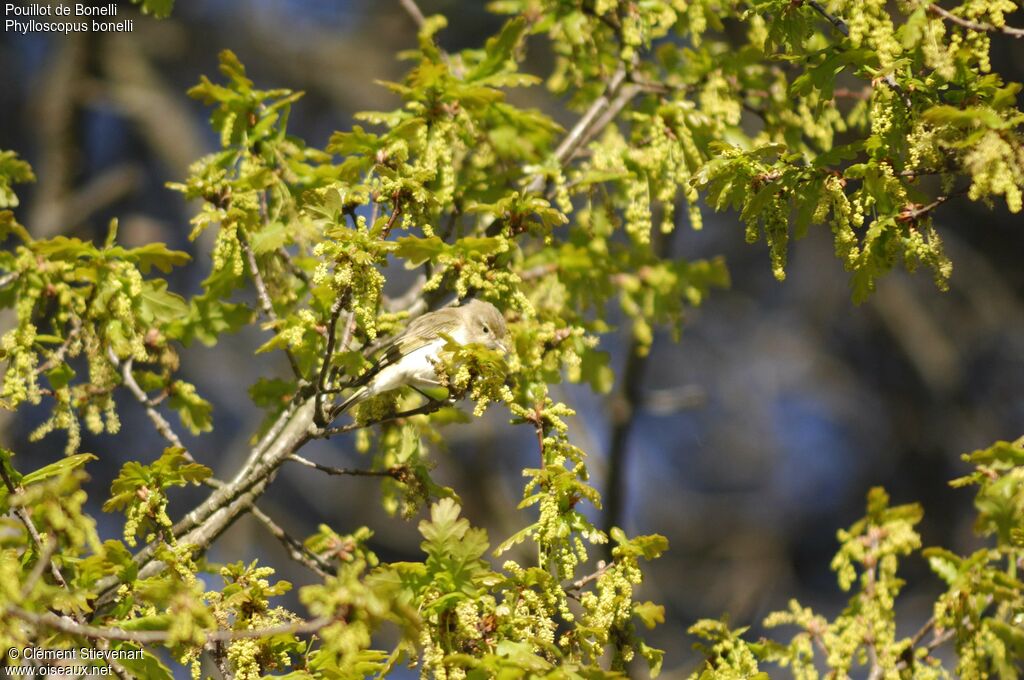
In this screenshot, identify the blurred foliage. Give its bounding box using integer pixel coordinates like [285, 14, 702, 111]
[0, 0, 1021, 677]
[689, 437, 1024, 679]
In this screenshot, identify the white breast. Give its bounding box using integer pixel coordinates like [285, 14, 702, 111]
[363, 333, 462, 398]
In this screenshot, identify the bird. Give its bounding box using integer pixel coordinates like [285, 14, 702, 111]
[334, 299, 509, 414]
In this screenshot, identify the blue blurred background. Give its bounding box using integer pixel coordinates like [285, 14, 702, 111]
[2, 0, 1023, 675]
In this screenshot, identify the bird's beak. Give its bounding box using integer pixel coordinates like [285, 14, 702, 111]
[496, 340, 509, 354]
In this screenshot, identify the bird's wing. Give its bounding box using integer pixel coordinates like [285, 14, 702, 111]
[350, 310, 462, 386]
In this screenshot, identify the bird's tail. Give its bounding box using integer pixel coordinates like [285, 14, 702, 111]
[336, 385, 369, 414]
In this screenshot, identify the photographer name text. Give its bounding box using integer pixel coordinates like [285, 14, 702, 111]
[4, 646, 143, 675]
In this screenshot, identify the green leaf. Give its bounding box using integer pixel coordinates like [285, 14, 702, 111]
[251, 221, 289, 254]
[468, 17, 528, 82]
[130, 0, 174, 18]
[634, 601, 666, 629]
[46, 363, 75, 390]
[0, 150, 36, 209]
[168, 294, 253, 347]
[923, 105, 1007, 129]
[0, 210, 31, 243]
[394, 235, 447, 265]
[33, 236, 100, 261]
[104, 218, 119, 249]
[138, 280, 189, 324]
[110, 242, 191, 274]
[21, 453, 97, 486]
[923, 546, 962, 585]
[327, 125, 385, 157]
[168, 381, 213, 434]
[639, 640, 665, 678]
[111, 646, 173, 680]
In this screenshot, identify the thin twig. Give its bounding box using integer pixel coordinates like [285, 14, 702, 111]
[315, 295, 347, 426]
[866, 642, 884, 680]
[525, 68, 629, 195]
[908, 615, 936, 648]
[832, 86, 872, 100]
[897, 189, 967, 222]
[896, 615, 955, 671]
[804, 0, 850, 36]
[7, 606, 334, 644]
[248, 505, 333, 579]
[278, 246, 311, 287]
[567, 560, 613, 592]
[1, 462, 131, 679]
[288, 454, 405, 479]
[800, 0, 919, 107]
[240, 233, 303, 380]
[0, 465, 71, 590]
[197, 476, 337, 581]
[112, 351, 187, 453]
[923, 628, 956, 655]
[899, 167, 947, 178]
[398, 0, 427, 29]
[20, 537, 58, 600]
[208, 640, 235, 680]
[519, 263, 559, 281]
[0, 271, 20, 288]
[581, 82, 642, 156]
[928, 3, 1024, 38]
[319, 398, 451, 437]
[36, 316, 81, 375]
[92, 399, 320, 611]
[381, 201, 403, 239]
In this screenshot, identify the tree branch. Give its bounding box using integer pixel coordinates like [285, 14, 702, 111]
[107, 370, 332, 584]
[93, 398, 319, 610]
[0, 465, 71, 590]
[566, 560, 613, 592]
[248, 504, 333, 579]
[8, 606, 334, 645]
[208, 640, 235, 680]
[896, 189, 967, 222]
[896, 614, 956, 671]
[381, 201, 403, 239]
[239, 233, 303, 380]
[0, 271, 19, 288]
[928, 3, 1024, 38]
[318, 398, 452, 437]
[603, 224, 671, 555]
[563, 561, 615, 602]
[1, 461, 130, 679]
[804, 0, 850, 36]
[112, 351, 189, 454]
[36, 316, 81, 376]
[524, 68, 631, 195]
[602, 338, 647, 554]
[315, 294, 347, 427]
[288, 454, 405, 479]
[398, 0, 427, 30]
[277, 246, 311, 287]
[798, 0, 920, 107]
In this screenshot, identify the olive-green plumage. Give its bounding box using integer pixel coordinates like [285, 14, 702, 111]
[337, 299, 508, 413]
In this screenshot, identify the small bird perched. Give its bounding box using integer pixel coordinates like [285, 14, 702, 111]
[335, 299, 508, 414]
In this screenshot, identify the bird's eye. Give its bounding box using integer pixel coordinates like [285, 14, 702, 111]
[482, 324, 491, 334]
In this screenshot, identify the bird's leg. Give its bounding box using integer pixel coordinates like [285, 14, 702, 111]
[409, 385, 435, 401]
[408, 384, 455, 407]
